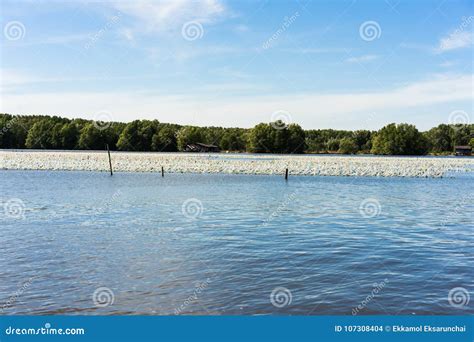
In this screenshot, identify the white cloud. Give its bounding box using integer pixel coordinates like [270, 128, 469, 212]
[345, 54, 379, 63]
[437, 30, 473, 53]
[234, 25, 250, 33]
[145, 45, 242, 64]
[439, 61, 456, 68]
[1, 73, 471, 130]
[281, 48, 347, 54]
[119, 28, 135, 42]
[110, 0, 225, 35]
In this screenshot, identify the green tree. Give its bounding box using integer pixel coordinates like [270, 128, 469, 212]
[203, 127, 224, 147]
[247, 122, 305, 154]
[60, 122, 80, 149]
[50, 122, 65, 149]
[1, 115, 38, 148]
[326, 138, 340, 152]
[247, 123, 274, 153]
[287, 124, 306, 153]
[451, 124, 472, 148]
[25, 120, 56, 149]
[338, 137, 358, 154]
[117, 120, 159, 151]
[353, 130, 372, 152]
[273, 122, 290, 153]
[371, 123, 428, 155]
[78, 123, 109, 150]
[151, 124, 178, 152]
[425, 124, 453, 153]
[220, 129, 246, 151]
[0, 114, 14, 148]
[176, 126, 205, 151]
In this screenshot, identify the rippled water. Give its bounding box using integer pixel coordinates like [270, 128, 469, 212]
[0, 170, 472, 315]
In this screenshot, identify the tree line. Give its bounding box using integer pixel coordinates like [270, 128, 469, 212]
[0, 113, 472, 155]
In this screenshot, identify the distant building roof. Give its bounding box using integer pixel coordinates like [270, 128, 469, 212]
[455, 146, 472, 150]
[185, 142, 220, 152]
[195, 142, 219, 148]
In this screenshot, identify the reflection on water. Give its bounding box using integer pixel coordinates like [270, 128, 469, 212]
[0, 170, 472, 315]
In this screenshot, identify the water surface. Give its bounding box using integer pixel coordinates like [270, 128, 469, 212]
[0, 170, 472, 315]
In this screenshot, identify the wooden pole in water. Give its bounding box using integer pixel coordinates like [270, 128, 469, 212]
[285, 168, 288, 180]
[106, 144, 113, 176]
[161, 166, 164, 177]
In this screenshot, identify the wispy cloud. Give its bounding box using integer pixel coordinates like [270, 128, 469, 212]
[2, 73, 471, 130]
[399, 42, 432, 52]
[345, 55, 379, 63]
[439, 61, 457, 68]
[145, 45, 243, 64]
[436, 31, 473, 53]
[109, 0, 226, 37]
[0, 69, 158, 91]
[281, 47, 347, 54]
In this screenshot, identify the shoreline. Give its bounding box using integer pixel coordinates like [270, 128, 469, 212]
[1, 150, 473, 178]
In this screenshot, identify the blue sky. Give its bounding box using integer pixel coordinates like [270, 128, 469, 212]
[0, 0, 472, 130]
